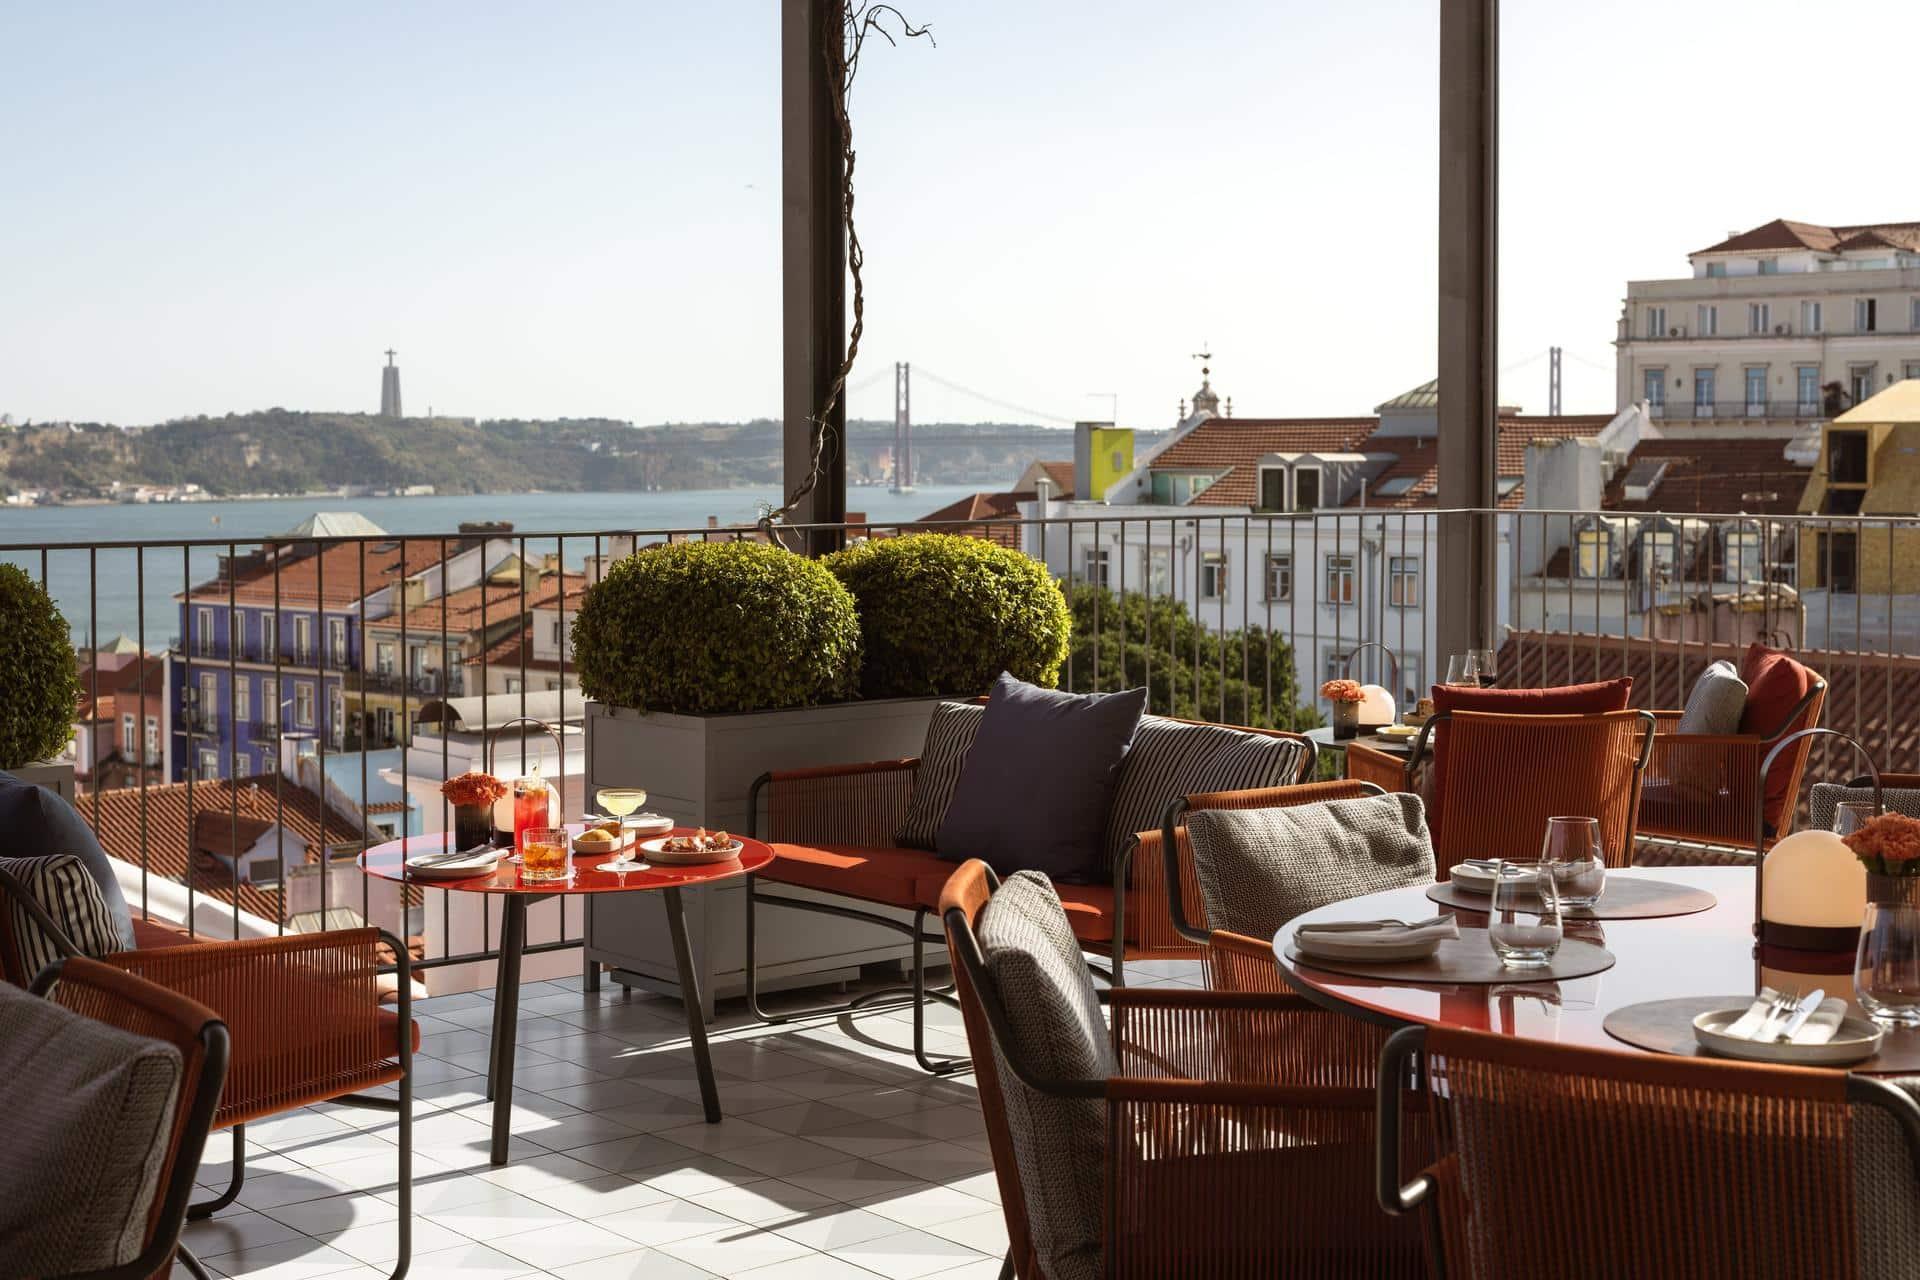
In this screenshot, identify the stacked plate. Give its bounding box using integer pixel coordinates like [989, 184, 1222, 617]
[1692, 1007, 1885, 1065]
[405, 847, 502, 879]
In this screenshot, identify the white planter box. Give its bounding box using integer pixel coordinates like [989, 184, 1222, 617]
[582, 697, 940, 1017]
[13, 759, 77, 803]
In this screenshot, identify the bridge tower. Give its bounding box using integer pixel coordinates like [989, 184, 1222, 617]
[891, 361, 915, 494]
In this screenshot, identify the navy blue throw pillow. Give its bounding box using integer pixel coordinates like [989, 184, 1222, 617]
[935, 673, 1148, 883]
[0, 771, 137, 951]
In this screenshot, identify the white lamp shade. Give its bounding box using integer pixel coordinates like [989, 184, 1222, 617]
[1358, 684, 1396, 726]
[1761, 829, 1867, 929]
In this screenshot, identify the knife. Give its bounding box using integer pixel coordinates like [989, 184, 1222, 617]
[1773, 988, 1826, 1044]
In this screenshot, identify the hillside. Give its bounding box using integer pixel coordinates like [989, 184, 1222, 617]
[0, 412, 1113, 498]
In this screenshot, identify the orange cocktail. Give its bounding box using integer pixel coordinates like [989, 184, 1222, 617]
[520, 827, 571, 883]
[512, 779, 551, 852]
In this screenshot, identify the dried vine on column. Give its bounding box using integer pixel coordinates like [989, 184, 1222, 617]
[762, 3, 932, 547]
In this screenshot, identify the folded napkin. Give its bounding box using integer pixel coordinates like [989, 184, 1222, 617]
[1296, 916, 1459, 951]
[1724, 990, 1850, 1045]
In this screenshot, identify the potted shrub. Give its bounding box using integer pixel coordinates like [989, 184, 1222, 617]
[0, 563, 79, 795]
[824, 532, 1071, 699]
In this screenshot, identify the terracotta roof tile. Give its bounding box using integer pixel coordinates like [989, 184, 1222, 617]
[1603, 438, 1808, 515]
[184, 539, 450, 609]
[1692, 217, 1920, 257]
[911, 491, 1032, 549]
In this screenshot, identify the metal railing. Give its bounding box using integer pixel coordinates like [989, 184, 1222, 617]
[1649, 400, 1827, 421]
[11, 506, 1920, 989]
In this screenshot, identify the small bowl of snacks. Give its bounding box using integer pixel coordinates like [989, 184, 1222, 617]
[640, 828, 744, 864]
[572, 823, 629, 856]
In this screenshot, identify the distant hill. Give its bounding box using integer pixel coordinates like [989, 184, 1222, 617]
[0, 411, 1143, 498]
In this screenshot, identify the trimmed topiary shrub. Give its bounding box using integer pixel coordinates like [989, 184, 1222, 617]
[572, 541, 861, 714]
[0, 563, 78, 769]
[825, 533, 1071, 699]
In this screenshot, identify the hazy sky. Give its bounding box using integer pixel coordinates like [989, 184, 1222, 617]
[5, 1, 1917, 431]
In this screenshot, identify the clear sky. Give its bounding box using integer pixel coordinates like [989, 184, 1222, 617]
[4, 1, 1916, 432]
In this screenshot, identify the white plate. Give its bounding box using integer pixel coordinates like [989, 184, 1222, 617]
[406, 850, 502, 879]
[624, 813, 675, 835]
[1292, 930, 1444, 964]
[1375, 724, 1420, 739]
[638, 835, 744, 864]
[1692, 1007, 1885, 1065]
[1448, 863, 1499, 895]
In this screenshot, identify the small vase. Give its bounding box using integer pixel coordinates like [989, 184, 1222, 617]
[1331, 700, 1360, 741]
[453, 803, 494, 853]
[1857, 874, 1920, 1027]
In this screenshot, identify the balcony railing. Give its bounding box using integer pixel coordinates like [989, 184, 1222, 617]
[345, 668, 460, 697]
[1650, 399, 1827, 421]
[20, 509, 1920, 991]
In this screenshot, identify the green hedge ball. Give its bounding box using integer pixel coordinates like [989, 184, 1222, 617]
[0, 563, 80, 770]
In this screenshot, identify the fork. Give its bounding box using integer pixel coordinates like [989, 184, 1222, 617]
[1755, 987, 1799, 1042]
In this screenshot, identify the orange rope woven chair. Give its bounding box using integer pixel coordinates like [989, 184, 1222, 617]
[24, 956, 229, 1280]
[1343, 740, 1414, 794]
[1400, 709, 1655, 879]
[0, 868, 415, 1279]
[941, 859, 1426, 1280]
[1376, 1024, 1920, 1278]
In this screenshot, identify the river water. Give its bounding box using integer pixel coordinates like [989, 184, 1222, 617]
[0, 486, 980, 646]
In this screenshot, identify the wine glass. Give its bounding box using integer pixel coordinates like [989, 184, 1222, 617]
[1489, 861, 1563, 969]
[598, 787, 648, 820]
[1468, 648, 1498, 688]
[1444, 653, 1482, 688]
[1542, 816, 1606, 909]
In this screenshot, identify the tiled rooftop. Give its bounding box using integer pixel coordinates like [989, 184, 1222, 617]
[173, 961, 1205, 1279]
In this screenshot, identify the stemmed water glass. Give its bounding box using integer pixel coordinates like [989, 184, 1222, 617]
[1489, 861, 1563, 969]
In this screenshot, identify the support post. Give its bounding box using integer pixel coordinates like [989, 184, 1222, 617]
[782, 0, 849, 555]
[1436, 0, 1499, 658]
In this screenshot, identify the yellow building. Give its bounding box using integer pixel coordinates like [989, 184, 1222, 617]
[1798, 379, 1920, 594]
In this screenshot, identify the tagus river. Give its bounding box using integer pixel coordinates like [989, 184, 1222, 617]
[0, 486, 980, 647]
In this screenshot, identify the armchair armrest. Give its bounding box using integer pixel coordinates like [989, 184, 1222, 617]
[107, 927, 406, 1127]
[747, 758, 918, 845]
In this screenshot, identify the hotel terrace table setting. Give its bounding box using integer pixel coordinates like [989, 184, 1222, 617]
[1272, 864, 1920, 1075]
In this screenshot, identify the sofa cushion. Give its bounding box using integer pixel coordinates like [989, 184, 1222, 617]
[0, 854, 128, 984]
[893, 701, 984, 849]
[0, 771, 136, 952]
[1740, 644, 1821, 825]
[1676, 660, 1748, 736]
[917, 871, 1117, 946]
[936, 674, 1147, 883]
[1186, 793, 1435, 938]
[0, 983, 182, 1273]
[1429, 679, 1633, 833]
[764, 842, 960, 908]
[1100, 718, 1311, 872]
[975, 872, 1111, 1280]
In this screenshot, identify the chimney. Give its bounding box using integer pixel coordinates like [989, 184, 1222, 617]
[1521, 436, 1605, 575]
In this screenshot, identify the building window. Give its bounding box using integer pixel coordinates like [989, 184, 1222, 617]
[1757, 257, 1778, 275]
[234, 754, 251, 779]
[260, 677, 278, 729]
[294, 682, 314, 728]
[1696, 304, 1718, 336]
[1293, 468, 1322, 512]
[1905, 361, 1920, 382]
[294, 616, 313, 662]
[1264, 553, 1292, 602]
[259, 611, 275, 661]
[1797, 366, 1820, 413]
[121, 713, 136, 752]
[143, 716, 158, 760]
[1324, 554, 1356, 605]
[1856, 298, 1878, 332]
[1199, 552, 1229, 602]
[1388, 555, 1420, 608]
[1723, 529, 1762, 584]
[229, 611, 245, 658]
[1748, 302, 1771, 334]
[1146, 549, 1171, 596]
[197, 672, 217, 720]
[1693, 369, 1716, 416]
[1324, 650, 1351, 683]
[1082, 547, 1111, 589]
[375, 641, 396, 674]
[1257, 467, 1286, 512]
[549, 617, 565, 647]
[1912, 297, 1920, 332]
[195, 608, 214, 657]
[1641, 529, 1679, 578]
[328, 617, 347, 665]
[197, 750, 219, 779]
[1643, 368, 1665, 411]
[1851, 367, 1876, 408]
[1575, 528, 1612, 579]
[1801, 300, 1823, 333]
[234, 676, 249, 724]
[329, 687, 344, 748]
[1705, 262, 1726, 279]
[505, 676, 524, 694]
[1745, 367, 1767, 415]
[1644, 307, 1667, 339]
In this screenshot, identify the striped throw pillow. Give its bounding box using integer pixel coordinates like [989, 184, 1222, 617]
[1100, 717, 1312, 872]
[0, 855, 125, 983]
[893, 702, 984, 849]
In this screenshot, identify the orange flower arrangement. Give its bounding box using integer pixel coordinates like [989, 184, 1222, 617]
[1319, 678, 1365, 704]
[442, 771, 507, 809]
[1842, 812, 1920, 877]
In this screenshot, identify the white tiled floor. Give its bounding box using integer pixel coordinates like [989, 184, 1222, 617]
[173, 959, 1207, 1280]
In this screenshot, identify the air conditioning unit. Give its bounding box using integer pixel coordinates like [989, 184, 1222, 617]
[1775, 323, 1789, 335]
[1669, 327, 1682, 337]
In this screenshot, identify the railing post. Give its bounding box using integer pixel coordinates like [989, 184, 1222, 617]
[1437, 0, 1499, 657]
[781, 0, 848, 556]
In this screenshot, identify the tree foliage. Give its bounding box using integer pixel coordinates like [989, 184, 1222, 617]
[0, 564, 79, 768]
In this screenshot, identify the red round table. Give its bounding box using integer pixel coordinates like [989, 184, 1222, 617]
[1273, 865, 1919, 1075]
[361, 825, 774, 1164]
